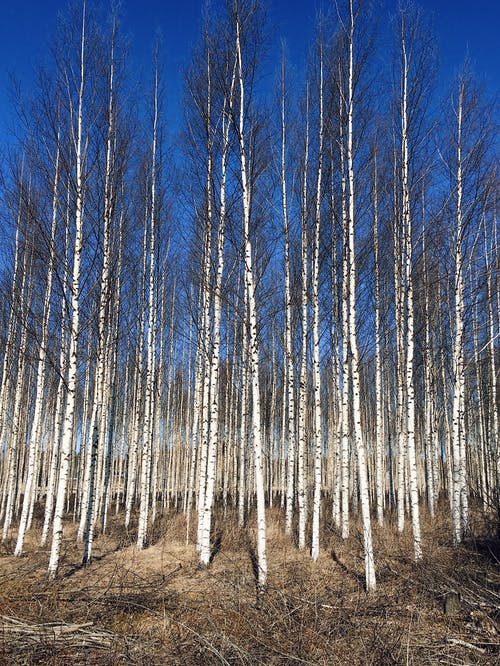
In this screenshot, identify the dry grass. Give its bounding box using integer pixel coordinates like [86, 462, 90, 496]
[0, 502, 498, 665]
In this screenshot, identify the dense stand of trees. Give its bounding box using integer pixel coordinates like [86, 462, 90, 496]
[0, 0, 498, 594]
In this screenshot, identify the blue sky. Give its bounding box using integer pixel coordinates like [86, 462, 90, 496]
[0, 0, 498, 145]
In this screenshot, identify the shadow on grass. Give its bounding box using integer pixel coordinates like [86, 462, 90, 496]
[466, 535, 500, 566]
[209, 530, 223, 565]
[62, 552, 106, 578]
[246, 540, 266, 608]
[331, 548, 365, 589]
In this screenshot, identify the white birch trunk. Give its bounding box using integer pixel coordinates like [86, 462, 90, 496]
[14, 141, 60, 555]
[373, 152, 384, 527]
[125, 219, 148, 529]
[41, 209, 70, 547]
[137, 61, 159, 549]
[484, 220, 499, 503]
[346, 0, 376, 590]
[281, 57, 296, 541]
[2, 228, 33, 541]
[199, 58, 235, 566]
[48, 3, 86, 578]
[238, 281, 249, 528]
[297, 87, 310, 548]
[422, 217, 436, 518]
[311, 44, 324, 562]
[451, 81, 468, 543]
[235, 13, 267, 594]
[401, 33, 422, 561]
[339, 72, 350, 542]
[81, 32, 115, 561]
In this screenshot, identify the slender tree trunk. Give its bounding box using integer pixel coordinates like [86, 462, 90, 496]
[401, 32, 422, 561]
[345, 0, 376, 590]
[311, 43, 324, 562]
[235, 13, 267, 594]
[297, 87, 310, 548]
[373, 151, 384, 527]
[451, 81, 468, 544]
[137, 60, 159, 550]
[281, 56, 296, 543]
[15, 137, 59, 553]
[48, 3, 86, 578]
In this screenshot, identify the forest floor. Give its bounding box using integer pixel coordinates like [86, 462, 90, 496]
[0, 503, 498, 665]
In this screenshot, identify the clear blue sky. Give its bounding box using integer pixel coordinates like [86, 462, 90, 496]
[0, 0, 498, 145]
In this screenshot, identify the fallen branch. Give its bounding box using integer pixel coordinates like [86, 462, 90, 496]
[0, 615, 116, 651]
[446, 637, 486, 654]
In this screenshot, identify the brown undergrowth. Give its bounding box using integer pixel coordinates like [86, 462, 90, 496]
[0, 502, 498, 665]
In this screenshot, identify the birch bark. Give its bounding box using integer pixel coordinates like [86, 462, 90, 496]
[14, 141, 60, 556]
[48, 2, 86, 578]
[137, 60, 159, 549]
[345, 0, 376, 589]
[400, 29, 422, 561]
[235, 10, 267, 593]
[311, 42, 324, 562]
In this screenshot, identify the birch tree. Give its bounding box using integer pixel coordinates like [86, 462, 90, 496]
[398, 9, 422, 561]
[341, 0, 376, 590]
[311, 37, 324, 562]
[137, 52, 160, 550]
[233, 0, 267, 595]
[14, 138, 60, 556]
[48, 1, 87, 578]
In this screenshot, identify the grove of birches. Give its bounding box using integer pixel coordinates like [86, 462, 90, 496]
[0, 0, 498, 598]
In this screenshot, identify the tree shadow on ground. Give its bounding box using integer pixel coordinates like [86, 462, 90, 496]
[61, 550, 108, 578]
[331, 549, 365, 589]
[209, 531, 223, 564]
[246, 540, 266, 608]
[466, 536, 500, 567]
